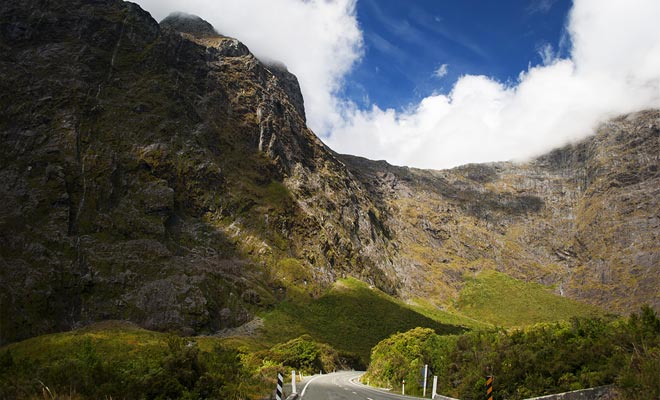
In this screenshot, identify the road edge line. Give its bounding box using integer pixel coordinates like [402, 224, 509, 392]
[300, 375, 322, 398]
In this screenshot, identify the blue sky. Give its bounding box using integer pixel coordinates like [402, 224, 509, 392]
[344, 0, 572, 111]
[137, 0, 660, 169]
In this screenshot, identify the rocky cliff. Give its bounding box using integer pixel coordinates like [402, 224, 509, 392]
[0, 0, 394, 344]
[340, 110, 659, 312]
[0, 0, 658, 345]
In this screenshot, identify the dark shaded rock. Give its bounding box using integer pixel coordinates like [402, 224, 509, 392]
[265, 61, 306, 122]
[159, 12, 217, 38]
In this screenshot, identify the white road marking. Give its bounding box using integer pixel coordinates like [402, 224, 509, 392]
[300, 375, 322, 398]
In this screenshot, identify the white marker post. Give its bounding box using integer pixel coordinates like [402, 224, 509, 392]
[292, 370, 297, 394]
[432, 376, 438, 399]
[423, 364, 428, 397]
[402, 379, 406, 396]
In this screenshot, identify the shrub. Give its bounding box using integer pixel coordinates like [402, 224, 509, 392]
[365, 307, 660, 400]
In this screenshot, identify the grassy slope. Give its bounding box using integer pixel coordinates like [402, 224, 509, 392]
[455, 270, 603, 327]
[1, 320, 166, 365]
[257, 278, 467, 363]
[407, 298, 492, 330]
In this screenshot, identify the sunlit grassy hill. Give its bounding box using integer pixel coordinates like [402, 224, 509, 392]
[455, 270, 603, 327]
[258, 278, 468, 363]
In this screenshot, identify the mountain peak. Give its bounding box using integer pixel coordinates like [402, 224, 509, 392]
[160, 12, 219, 38]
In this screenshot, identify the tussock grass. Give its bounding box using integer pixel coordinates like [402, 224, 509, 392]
[455, 270, 603, 327]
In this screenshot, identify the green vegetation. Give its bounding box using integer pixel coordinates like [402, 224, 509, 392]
[455, 270, 602, 327]
[0, 322, 362, 399]
[366, 306, 660, 400]
[0, 322, 262, 400]
[0, 277, 465, 399]
[408, 299, 492, 330]
[259, 278, 466, 364]
[263, 335, 358, 375]
[1, 276, 655, 400]
[366, 327, 456, 396]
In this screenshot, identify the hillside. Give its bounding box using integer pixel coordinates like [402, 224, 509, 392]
[1, 0, 658, 346]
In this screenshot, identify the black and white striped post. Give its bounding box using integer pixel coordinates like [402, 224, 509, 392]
[486, 375, 494, 400]
[276, 372, 284, 400]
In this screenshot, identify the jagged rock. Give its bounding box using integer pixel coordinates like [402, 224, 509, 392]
[265, 61, 306, 122]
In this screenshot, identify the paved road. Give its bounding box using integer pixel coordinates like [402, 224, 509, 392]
[299, 371, 422, 400]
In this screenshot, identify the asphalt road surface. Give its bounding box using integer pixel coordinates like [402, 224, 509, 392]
[299, 371, 423, 400]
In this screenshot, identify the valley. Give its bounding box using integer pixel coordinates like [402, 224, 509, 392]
[0, 0, 658, 398]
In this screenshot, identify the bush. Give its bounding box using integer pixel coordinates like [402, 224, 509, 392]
[365, 307, 660, 400]
[366, 327, 454, 395]
[0, 332, 260, 400]
[267, 335, 354, 374]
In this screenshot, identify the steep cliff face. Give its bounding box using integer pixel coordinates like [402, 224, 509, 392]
[340, 110, 660, 312]
[557, 112, 660, 310]
[0, 0, 394, 344]
[0, 0, 657, 345]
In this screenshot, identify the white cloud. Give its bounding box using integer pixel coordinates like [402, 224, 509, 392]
[327, 0, 660, 169]
[133, 0, 660, 170]
[132, 0, 363, 136]
[434, 63, 449, 79]
[537, 43, 555, 65]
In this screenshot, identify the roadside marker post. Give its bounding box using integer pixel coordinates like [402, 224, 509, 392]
[292, 370, 297, 394]
[486, 376, 494, 400]
[276, 372, 284, 400]
[432, 376, 438, 398]
[402, 379, 406, 396]
[422, 364, 428, 397]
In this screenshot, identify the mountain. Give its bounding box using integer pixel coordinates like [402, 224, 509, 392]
[340, 109, 660, 311]
[1, 0, 658, 345]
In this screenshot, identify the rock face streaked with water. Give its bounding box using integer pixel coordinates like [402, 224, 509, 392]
[0, 0, 658, 345]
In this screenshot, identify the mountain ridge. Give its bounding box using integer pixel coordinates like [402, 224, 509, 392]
[0, 0, 658, 345]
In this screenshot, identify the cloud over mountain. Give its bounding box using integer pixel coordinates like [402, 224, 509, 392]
[135, 0, 660, 169]
[327, 0, 660, 168]
[133, 0, 363, 136]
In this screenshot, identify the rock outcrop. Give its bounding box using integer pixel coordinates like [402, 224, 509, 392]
[0, 0, 658, 345]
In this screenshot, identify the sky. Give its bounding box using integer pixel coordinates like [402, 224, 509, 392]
[134, 0, 660, 169]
